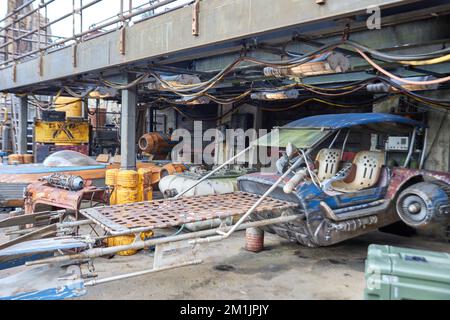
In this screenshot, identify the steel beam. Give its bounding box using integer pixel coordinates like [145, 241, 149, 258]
[17, 95, 28, 155]
[120, 74, 137, 170]
[0, 0, 421, 92]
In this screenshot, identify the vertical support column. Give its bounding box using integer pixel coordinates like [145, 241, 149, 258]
[121, 74, 137, 170]
[148, 105, 154, 133]
[18, 95, 28, 155]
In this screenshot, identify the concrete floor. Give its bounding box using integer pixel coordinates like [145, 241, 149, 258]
[76, 230, 450, 300]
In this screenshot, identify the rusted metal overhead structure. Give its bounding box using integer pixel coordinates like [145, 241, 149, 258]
[2, 0, 448, 93]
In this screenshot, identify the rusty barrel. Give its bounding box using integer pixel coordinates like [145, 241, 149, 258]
[139, 132, 175, 155]
[246, 227, 265, 253]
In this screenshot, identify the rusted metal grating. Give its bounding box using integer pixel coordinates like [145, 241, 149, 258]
[80, 192, 298, 234]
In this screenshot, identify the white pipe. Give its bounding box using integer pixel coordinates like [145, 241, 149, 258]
[84, 260, 203, 286]
[193, 152, 309, 244]
[26, 215, 301, 266]
[328, 129, 341, 149]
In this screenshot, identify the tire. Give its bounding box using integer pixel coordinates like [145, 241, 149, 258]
[396, 182, 449, 228]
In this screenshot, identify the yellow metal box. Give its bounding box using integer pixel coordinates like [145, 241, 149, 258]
[35, 120, 90, 144]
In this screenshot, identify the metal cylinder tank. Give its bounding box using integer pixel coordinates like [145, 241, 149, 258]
[159, 175, 238, 198]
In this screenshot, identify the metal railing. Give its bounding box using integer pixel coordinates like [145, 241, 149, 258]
[0, 0, 191, 68]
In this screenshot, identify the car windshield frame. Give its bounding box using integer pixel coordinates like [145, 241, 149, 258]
[255, 128, 332, 149]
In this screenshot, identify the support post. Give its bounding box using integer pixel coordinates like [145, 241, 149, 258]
[17, 95, 28, 155]
[120, 74, 137, 170]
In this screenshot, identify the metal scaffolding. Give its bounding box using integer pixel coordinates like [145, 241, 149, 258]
[0, 0, 186, 67]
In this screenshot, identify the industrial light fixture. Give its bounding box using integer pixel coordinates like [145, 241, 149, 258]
[251, 89, 299, 101]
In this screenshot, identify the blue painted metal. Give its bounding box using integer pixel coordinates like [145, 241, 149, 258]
[285, 113, 426, 130]
[0, 238, 89, 257]
[0, 281, 86, 300]
[238, 172, 386, 214]
[0, 165, 106, 175]
[0, 253, 53, 271]
[293, 181, 385, 213]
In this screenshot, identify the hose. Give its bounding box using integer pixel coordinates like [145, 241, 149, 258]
[355, 48, 450, 85]
[345, 40, 450, 61]
[398, 54, 450, 66]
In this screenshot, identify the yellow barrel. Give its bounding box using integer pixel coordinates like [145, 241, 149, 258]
[105, 169, 119, 186]
[106, 169, 119, 205]
[54, 96, 83, 118]
[106, 231, 154, 256]
[117, 170, 138, 188]
[116, 187, 139, 205]
[8, 154, 23, 165]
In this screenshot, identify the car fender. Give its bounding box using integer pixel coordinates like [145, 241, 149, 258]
[387, 168, 450, 199]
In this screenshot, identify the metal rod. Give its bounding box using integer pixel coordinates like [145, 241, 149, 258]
[193, 152, 309, 244]
[0, 0, 57, 34]
[26, 215, 301, 266]
[1, 0, 179, 66]
[0, 0, 101, 52]
[419, 128, 428, 170]
[84, 259, 203, 286]
[328, 129, 341, 149]
[341, 129, 351, 160]
[404, 127, 417, 168]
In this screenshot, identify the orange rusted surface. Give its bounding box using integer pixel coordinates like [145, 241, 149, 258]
[0, 169, 106, 184]
[24, 180, 106, 214]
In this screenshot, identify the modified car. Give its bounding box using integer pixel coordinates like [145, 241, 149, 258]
[239, 113, 450, 247]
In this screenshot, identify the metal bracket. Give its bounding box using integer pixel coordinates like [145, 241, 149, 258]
[38, 53, 44, 77]
[72, 44, 78, 68]
[154, 240, 199, 270]
[192, 0, 200, 37]
[12, 63, 17, 83]
[119, 27, 126, 55]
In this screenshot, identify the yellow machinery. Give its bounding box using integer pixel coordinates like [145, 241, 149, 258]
[54, 97, 83, 118]
[34, 120, 89, 145]
[34, 97, 89, 162]
[105, 168, 154, 256]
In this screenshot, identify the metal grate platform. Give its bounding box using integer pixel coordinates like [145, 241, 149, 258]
[80, 192, 298, 234]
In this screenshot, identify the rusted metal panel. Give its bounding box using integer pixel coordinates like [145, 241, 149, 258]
[81, 191, 298, 234]
[24, 180, 106, 214]
[387, 168, 450, 199]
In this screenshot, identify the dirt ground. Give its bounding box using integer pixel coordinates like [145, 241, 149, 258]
[75, 230, 450, 300]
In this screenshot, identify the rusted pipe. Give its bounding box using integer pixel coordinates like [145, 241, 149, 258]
[26, 215, 301, 266]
